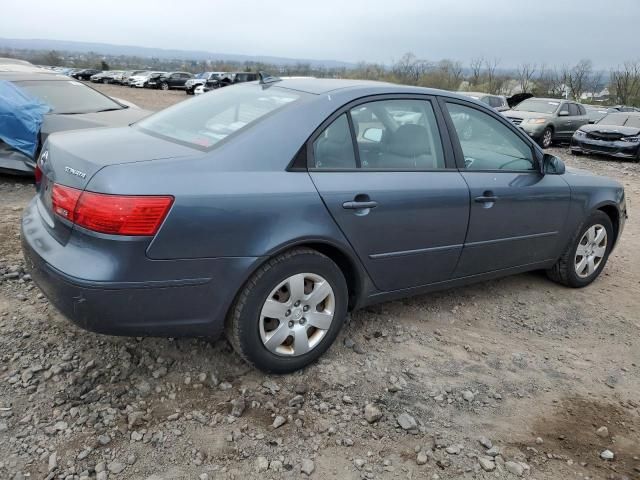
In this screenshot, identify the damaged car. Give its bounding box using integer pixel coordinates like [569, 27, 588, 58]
[0, 70, 151, 175]
[571, 112, 640, 160]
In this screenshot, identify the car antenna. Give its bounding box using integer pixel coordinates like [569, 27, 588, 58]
[259, 71, 281, 85]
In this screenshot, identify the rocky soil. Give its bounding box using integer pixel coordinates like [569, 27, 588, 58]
[1, 85, 638, 479]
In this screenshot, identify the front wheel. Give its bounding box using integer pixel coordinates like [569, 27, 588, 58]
[547, 211, 613, 287]
[539, 127, 553, 149]
[160, 82, 169, 91]
[226, 248, 348, 373]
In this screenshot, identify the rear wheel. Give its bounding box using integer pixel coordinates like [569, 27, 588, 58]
[547, 211, 613, 287]
[226, 248, 348, 373]
[539, 127, 553, 149]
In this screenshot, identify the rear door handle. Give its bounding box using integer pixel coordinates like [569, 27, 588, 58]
[342, 201, 378, 210]
[474, 192, 498, 203]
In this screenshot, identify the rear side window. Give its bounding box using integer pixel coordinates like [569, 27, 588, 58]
[136, 85, 302, 149]
[569, 103, 580, 116]
[578, 104, 586, 115]
[313, 114, 357, 169]
[489, 96, 504, 108]
[350, 99, 445, 169]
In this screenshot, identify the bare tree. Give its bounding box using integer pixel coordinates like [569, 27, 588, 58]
[562, 59, 593, 100]
[391, 52, 431, 85]
[484, 58, 501, 94]
[516, 63, 536, 93]
[610, 61, 640, 105]
[469, 57, 484, 86]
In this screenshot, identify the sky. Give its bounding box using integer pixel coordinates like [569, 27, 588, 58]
[2, 0, 639, 68]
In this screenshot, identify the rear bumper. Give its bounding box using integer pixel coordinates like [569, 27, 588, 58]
[21, 197, 260, 337]
[571, 137, 640, 159]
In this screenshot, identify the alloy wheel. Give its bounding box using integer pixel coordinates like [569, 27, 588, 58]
[574, 224, 607, 278]
[542, 129, 552, 148]
[259, 273, 335, 356]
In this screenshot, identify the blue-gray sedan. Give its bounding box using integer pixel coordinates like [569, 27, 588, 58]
[21, 77, 627, 372]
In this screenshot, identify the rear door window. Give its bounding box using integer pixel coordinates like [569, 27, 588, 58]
[568, 103, 580, 116]
[350, 99, 445, 170]
[313, 114, 357, 169]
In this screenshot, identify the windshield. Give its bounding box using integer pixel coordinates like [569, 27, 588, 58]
[136, 84, 303, 148]
[597, 113, 640, 128]
[513, 99, 560, 114]
[597, 113, 629, 126]
[16, 80, 124, 114]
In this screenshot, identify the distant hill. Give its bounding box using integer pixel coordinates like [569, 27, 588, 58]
[0, 37, 356, 69]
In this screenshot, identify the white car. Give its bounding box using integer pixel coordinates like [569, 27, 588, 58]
[128, 71, 164, 88]
[194, 84, 206, 95]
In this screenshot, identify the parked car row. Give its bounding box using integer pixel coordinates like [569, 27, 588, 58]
[41, 67, 262, 93]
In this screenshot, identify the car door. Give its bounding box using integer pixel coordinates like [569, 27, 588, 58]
[556, 102, 573, 138]
[575, 104, 590, 130]
[441, 99, 571, 277]
[308, 96, 470, 292]
[567, 103, 582, 134]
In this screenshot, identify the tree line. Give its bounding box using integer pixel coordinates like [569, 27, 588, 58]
[4, 48, 640, 106]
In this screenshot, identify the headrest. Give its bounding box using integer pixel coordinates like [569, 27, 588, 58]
[386, 124, 430, 157]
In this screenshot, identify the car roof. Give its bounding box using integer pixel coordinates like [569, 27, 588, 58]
[272, 77, 427, 95]
[526, 97, 569, 103]
[0, 70, 74, 81]
[458, 91, 492, 98]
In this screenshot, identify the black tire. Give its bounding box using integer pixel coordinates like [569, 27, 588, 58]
[160, 82, 169, 91]
[539, 127, 553, 149]
[102, 78, 109, 84]
[571, 149, 583, 156]
[226, 248, 348, 373]
[547, 211, 614, 288]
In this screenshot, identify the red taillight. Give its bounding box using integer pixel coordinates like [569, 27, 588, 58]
[51, 183, 173, 236]
[34, 163, 43, 185]
[52, 184, 82, 221]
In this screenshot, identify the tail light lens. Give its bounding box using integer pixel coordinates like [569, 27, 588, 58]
[51, 184, 173, 236]
[34, 163, 43, 186]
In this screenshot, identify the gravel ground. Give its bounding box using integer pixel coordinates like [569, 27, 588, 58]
[1, 84, 639, 480]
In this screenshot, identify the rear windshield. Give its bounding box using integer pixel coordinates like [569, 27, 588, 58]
[513, 99, 560, 114]
[597, 113, 640, 128]
[136, 84, 303, 149]
[16, 80, 124, 114]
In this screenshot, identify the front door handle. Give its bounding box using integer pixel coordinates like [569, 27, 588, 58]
[474, 191, 498, 204]
[342, 200, 378, 210]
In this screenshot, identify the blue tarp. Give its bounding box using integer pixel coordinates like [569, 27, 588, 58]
[0, 80, 50, 158]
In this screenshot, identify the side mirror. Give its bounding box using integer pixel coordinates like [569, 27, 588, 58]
[542, 153, 565, 175]
[362, 127, 383, 142]
[558, 110, 569, 117]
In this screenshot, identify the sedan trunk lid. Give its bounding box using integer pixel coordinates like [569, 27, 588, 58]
[36, 126, 199, 244]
